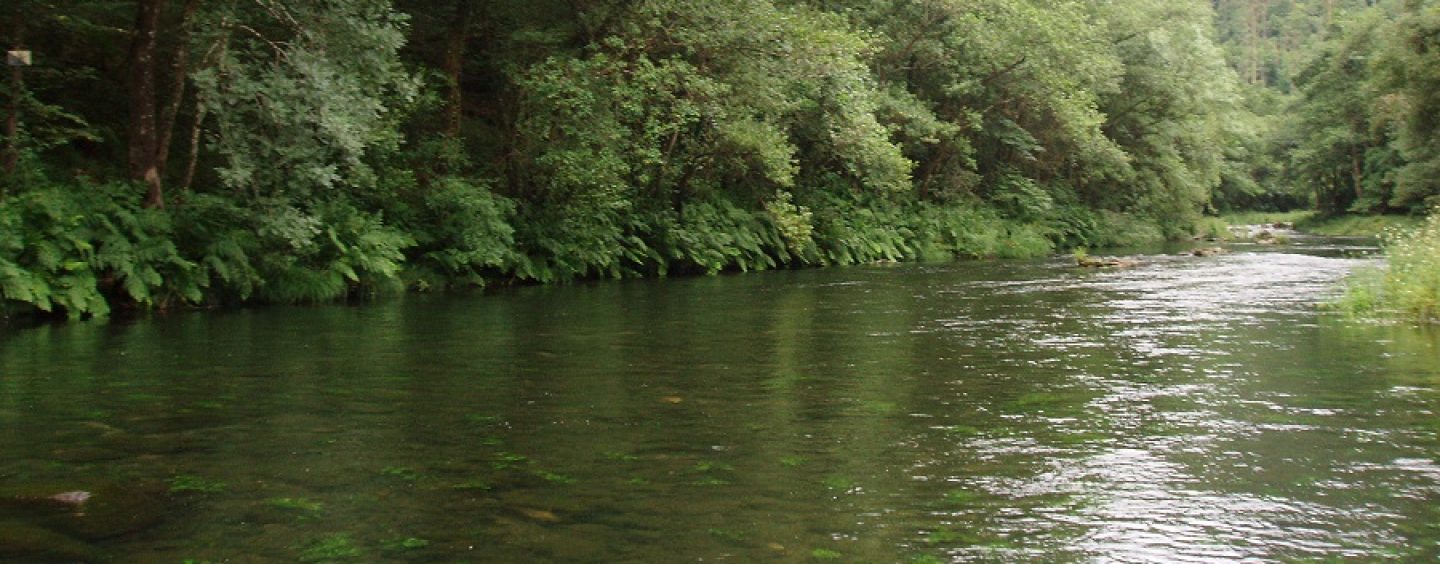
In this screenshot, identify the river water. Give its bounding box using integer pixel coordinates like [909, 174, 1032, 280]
[3, 235, 1439, 562]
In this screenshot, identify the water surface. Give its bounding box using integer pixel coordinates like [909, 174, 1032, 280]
[3, 236, 1439, 562]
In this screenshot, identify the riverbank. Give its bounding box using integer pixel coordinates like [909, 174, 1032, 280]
[1219, 211, 1424, 237]
[1329, 210, 1440, 324]
[0, 182, 1180, 324]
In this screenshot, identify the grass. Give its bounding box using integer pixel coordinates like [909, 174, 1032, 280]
[1219, 210, 1314, 227]
[1331, 210, 1440, 324]
[1297, 214, 1424, 237]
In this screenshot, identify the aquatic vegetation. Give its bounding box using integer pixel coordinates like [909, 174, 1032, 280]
[382, 537, 430, 552]
[451, 480, 493, 492]
[266, 497, 323, 513]
[779, 456, 806, 468]
[858, 400, 899, 415]
[379, 467, 419, 482]
[943, 489, 978, 504]
[692, 461, 734, 473]
[602, 451, 640, 463]
[707, 528, 746, 542]
[943, 425, 982, 437]
[299, 534, 361, 562]
[491, 452, 529, 470]
[910, 555, 945, 564]
[1011, 391, 1066, 408]
[532, 470, 576, 485]
[811, 548, 843, 560]
[168, 475, 226, 494]
[626, 477, 651, 486]
[822, 476, 856, 492]
[465, 414, 502, 426]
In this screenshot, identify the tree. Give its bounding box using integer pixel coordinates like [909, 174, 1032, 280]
[1374, 0, 1440, 210]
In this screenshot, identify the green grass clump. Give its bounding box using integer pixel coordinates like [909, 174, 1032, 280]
[1333, 211, 1440, 323]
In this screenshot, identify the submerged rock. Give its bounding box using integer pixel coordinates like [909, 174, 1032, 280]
[1190, 247, 1226, 257]
[54, 482, 167, 540]
[513, 507, 561, 523]
[0, 482, 168, 541]
[0, 520, 102, 563]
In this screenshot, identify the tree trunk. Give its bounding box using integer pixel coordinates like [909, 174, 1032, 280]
[128, 0, 166, 209]
[3, 13, 24, 177]
[442, 1, 473, 142]
[181, 96, 206, 194]
[1352, 148, 1364, 201]
[156, 0, 199, 173]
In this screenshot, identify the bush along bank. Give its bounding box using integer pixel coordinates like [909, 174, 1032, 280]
[1331, 210, 1440, 325]
[0, 178, 1176, 321]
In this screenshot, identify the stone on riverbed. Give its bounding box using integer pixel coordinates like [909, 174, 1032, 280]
[0, 520, 102, 563]
[1, 482, 168, 541]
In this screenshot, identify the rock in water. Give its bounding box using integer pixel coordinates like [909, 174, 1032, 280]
[41, 483, 167, 540]
[514, 507, 561, 523]
[48, 492, 91, 506]
[1077, 256, 1141, 269]
[0, 520, 103, 562]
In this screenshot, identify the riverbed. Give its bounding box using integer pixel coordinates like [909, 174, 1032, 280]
[3, 235, 1438, 561]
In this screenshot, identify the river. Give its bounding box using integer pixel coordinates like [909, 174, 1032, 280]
[3, 234, 1439, 562]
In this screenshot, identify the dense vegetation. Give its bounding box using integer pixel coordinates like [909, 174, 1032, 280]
[1212, 0, 1440, 216]
[0, 0, 1435, 319]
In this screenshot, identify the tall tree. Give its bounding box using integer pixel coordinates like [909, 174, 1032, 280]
[127, 0, 164, 208]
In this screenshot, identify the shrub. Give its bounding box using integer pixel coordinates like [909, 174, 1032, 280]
[1334, 210, 1440, 323]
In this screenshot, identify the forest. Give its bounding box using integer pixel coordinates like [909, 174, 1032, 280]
[1, 0, 1436, 318]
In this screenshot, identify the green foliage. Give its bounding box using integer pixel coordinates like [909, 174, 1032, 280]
[407, 178, 517, 286]
[1337, 211, 1440, 324]
[17, 0, 1415, 321]
[194, 0, 418, 201]
[0, 183, 195, 318]
[1374, 2, 1440, 211]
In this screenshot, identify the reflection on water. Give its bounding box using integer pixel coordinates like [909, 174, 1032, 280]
[2, 238, 1439, 561]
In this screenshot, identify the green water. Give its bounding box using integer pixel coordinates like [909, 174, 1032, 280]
[3, 237, 1440, 562]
